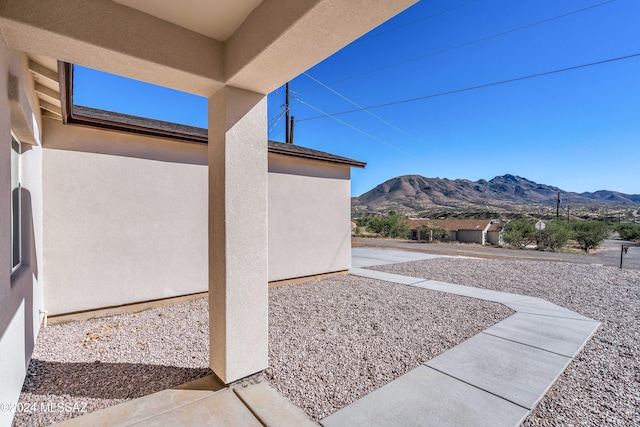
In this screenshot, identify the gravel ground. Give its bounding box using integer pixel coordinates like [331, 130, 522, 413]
[265, 275, 512, 420]
[13, 299, 211, 427]
[13, 274, 511, 426]
[371, 258, 640, 426]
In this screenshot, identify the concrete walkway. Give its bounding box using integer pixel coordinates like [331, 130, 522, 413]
[321, 249, 601, 427]
[351, 247, 446, 267]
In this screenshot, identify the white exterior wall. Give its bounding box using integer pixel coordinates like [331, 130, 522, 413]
[40, 121, 354, 314]
[0, 44, 44, 427]
[41, 119, 209, 315]
[487, 230, 501, 245]
[268, 153, 352, 282]
[456, 230, 484, 244]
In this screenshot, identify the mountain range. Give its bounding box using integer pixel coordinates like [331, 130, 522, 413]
[352, 174, 640, 212]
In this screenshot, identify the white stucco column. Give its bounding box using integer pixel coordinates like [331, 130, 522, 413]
[208, 86, 268, 384]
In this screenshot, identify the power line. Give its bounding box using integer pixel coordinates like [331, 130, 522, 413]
[302, 72, 424, 144]
[292, 96, 420, 159]
[297, 52, 640, 122]
[299, 0, 617, 93]
[268, 108, 287, 134]
[356, 0, 482, 43]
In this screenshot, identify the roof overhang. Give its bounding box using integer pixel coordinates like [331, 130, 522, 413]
[0, 0, 417, 96]
[268, 140, 366, 168]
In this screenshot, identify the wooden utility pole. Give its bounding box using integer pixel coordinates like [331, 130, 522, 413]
[556, 192, 561, 220]
[289, 116, 295, 145]
[285, 82, 291, 144]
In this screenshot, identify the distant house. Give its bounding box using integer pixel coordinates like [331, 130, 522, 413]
[408, 219, 502, 245]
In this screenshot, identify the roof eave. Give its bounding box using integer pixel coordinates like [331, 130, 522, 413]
[268, 146, 366, 168]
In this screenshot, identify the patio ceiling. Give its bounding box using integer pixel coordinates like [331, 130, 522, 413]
[0, 0, 417, 96]
[112, 0, 263, 41]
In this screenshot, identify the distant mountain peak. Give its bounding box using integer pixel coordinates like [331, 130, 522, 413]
[352, 174, 640, 212]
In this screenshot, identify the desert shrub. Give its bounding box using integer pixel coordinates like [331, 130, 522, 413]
[616, 223, 640, 241]
[366, 212, 410, 238]
[571, 220, 609, 253]
[503, 218, 536, 248]
[539, 220, 571, 251]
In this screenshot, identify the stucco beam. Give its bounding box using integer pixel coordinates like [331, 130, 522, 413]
[224, 0, 418, 94]
[8, 73, 40, 145]
[0, 0, 224, 96]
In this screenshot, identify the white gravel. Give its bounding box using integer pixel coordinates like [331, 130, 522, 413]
[22, 256, 631, 426]
[371, 257, 640, 426]
[265, 275, 512, 420]
[13, 274, 511, 425]
[13, 299, 211, 427]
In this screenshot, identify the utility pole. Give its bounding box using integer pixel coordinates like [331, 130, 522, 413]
[567, 206, 570, 222]
[289, 116, 295, 145]
[556, 192, 561, 220]
[285, 82, 291, 144]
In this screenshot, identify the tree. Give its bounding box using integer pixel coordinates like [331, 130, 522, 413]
[418, 224, 448, 241]
[616, 223, 640, 242]
[571, 220, 609, 253]
[502, 218, 536, 248]
[366, 212, 409, 239]
[539, 220, 571, 251]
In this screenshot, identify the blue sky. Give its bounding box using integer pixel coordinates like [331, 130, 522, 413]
[74, 0, 640, 197]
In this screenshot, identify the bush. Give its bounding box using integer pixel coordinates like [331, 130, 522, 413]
[571, 220, 609, 253]
[539, 220, 571, 251]
[365, 212, 410, 239]
[617, 223, 640, 241]
[503, 218, 536, 248]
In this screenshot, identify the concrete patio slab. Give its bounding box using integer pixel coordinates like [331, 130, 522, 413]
[55, 388, 216, 427]
[425, 333, 572, 410]
[484, 312, 601, 357]
[134, 389, 261, 427]
[55, 376, 318, 427]
[233, 381, 319, 426]
[320, 365, 529, 427]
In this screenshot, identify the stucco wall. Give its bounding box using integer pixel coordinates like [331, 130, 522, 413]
[457, 230, 484, 244]
[268, 153, 352, 282]
[487, 230, 501, 245]
[0, 44, 44, 427]
[41, 122, 356, 314]
[42, 119, 209, 315]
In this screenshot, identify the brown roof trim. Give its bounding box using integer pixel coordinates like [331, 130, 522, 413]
[59, 62, 207, 144]
[59, 62, 365, 167]
[268, 141, 366, 168]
